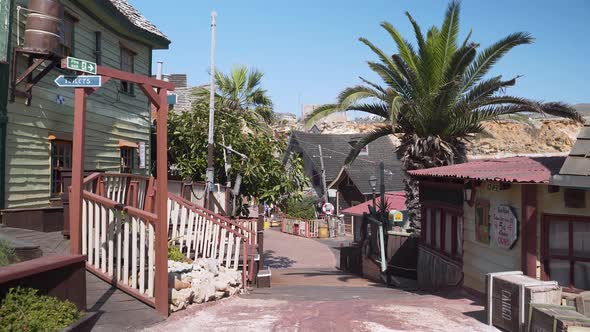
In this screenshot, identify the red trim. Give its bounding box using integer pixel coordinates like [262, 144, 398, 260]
[521, 185, 538, 277]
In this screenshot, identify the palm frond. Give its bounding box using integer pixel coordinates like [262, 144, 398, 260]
[337, 85, 387, 107]
[438, 0, 461, 75]
[359, 37, 397, 70]
[381, 21, 419, 72]
[303, 104, 341, 126]
[462, 32, 533, 91]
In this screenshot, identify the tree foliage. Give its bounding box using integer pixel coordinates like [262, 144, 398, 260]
[305, 0, 582, 228]
[168, 100, 308, 207]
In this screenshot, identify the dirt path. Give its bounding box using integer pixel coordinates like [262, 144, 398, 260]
[146, 228, 491, 331]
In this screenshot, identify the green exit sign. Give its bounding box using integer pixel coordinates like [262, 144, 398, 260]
[64, 56, 97, 75]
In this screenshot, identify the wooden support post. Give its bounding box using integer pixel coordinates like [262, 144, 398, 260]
[154, 88, 169, 316]
[69, 88, 89, 255]
[521, 185, 538, 278]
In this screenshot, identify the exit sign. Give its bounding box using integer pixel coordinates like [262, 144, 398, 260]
[64, 56, 97, 74]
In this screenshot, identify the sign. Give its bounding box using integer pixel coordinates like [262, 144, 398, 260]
[55, 95, 65, 105]
[54, 75, 102, 88]
[328, 189, 337, 198]
[64, 56, 97, 74]
[322, 202, 334, 215]
[389, 210, 404, 223]
[138, 142, 146, 169]
[491, 205, 518, 249]
[167, 94, 177, 105]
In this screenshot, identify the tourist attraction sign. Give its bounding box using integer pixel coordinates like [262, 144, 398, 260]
[491, 204, 518, 249]
[54, 75, 102, 88]
[64, 56, 97, 74]
[389, 210, 404, 223]
[322, 202, 334, 215]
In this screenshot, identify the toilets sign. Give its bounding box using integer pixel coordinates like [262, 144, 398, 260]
[55, 75, 102, 88]
[63, 56, 97, 75]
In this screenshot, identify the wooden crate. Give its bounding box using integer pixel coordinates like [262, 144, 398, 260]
[486, 271, 562, 332]
[529, 304, 590, 332]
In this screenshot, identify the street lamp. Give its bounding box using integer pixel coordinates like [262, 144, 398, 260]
[369, 175, 377, 209]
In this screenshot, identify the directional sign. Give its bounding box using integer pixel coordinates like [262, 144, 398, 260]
[64, 56, 97, 74]
[55, 75, 102, 88]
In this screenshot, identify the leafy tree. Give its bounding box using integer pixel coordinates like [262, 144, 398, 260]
[305, 1, 582, 228]
[194, 65, 275, 125]
[168, 100, 307, 215]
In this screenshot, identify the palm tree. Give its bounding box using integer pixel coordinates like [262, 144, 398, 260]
[195, 65, 275, 125]
[305, 1, 583, 228]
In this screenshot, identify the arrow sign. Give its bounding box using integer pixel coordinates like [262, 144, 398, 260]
[64, 56, 97, 75]
[55, 75, 102, 88]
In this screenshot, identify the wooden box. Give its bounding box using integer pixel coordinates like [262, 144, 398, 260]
[529, 304, 590, 332]
[486, 271, 562, 332]
[257, 268, 271, 288]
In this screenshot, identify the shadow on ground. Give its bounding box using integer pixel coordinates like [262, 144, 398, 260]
[263, 250, 297, 268]
[279, 269, 376, 284]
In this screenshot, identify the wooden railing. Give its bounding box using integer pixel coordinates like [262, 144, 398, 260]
[281, 216, 321, 238]
[78, 172, 256, 312]
[167, 193, 257, 286]
[81, 190, 157, 305]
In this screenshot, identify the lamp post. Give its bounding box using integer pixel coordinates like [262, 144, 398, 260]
[369, 175, 377, 210]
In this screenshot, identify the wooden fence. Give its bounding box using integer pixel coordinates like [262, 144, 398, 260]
[281, 216, 321, 238]
[78, 173, 256, 311]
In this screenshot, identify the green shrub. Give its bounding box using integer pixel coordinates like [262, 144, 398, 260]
[285, 196, 317, 220]
[168, 245, 185, 262]
[0, 287, 82, 332]
[0, 239, 16, 267]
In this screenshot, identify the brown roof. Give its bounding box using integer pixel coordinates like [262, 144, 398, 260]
[558, 125, 590, 176]
[409, 156, 565, 183]
[108, 0, 169, 40]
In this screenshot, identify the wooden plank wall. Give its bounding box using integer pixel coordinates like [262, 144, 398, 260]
[6, 0, 152, 208]
[462, 182, 523, 293]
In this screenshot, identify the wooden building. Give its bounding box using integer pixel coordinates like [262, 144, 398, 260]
[285, 131, 404, 233]
[0, 0, 169, 223]
[410, 156, 590, 295]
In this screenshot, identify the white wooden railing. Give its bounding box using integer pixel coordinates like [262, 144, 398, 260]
[167, 193, 256, 285]
[81, 190, 157, 304]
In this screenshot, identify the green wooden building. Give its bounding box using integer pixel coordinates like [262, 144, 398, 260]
[0, 0, 170, 215]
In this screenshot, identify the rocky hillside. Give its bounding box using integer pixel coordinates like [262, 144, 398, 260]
[274, 118, 583, 157]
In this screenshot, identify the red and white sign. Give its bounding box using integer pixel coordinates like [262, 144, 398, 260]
[322, 202, 334, 215]
[491, 205, 518, 249]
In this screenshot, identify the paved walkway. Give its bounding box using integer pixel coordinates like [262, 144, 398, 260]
[0, 227, 163, 331]
[147, 228, 490, 332]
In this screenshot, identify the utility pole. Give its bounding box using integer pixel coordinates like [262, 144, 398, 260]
[206, 11, 217, 210]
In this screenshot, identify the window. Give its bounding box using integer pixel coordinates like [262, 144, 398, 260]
[421, 205, 463, 260]
[475, 200, 491, 245]
[120, 147, 135, 173]
[50, 140, 72, 195]
[544, 215, 590, 291]
[120, 46, 135, 94]
[60, 13, 76, 56]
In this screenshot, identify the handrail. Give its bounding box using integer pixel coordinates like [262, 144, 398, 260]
[82, 190, 124, 210]
[125, 205, 157, 223]
[83, 172, 102, 185]
[83, 172, 151, 185]
[168, 192, 255, 240]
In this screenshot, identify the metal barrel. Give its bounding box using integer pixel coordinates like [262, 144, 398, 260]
[23, 0, 64, 54]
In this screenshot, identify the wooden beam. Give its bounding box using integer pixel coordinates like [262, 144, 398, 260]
[96, 65, 174, 90]
[521, 185, 537, 278]
[138, 84, 161, 108]
[85, 77, 112, 95]
[154, 88, 169, 317]
[69, 88, 88, 255]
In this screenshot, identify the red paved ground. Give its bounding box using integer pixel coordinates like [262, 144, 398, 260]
[147, 228, 491, 332]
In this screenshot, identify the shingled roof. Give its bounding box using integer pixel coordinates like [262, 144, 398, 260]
[108, 0, 169, 40]
[551, 123, 590, 188]
[286, 131, 404, 194]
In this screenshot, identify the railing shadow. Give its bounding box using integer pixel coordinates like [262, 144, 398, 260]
[263, 249, 297, 269]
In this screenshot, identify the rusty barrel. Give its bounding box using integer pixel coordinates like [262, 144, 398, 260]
[23, 0, 64, 54]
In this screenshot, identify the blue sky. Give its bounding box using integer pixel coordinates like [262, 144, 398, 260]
[132, 0, 590, 116]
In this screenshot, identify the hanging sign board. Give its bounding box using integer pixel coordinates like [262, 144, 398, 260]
[138, 142, 146, 169]
[54, 75, 101, 88]
[322, 202, 334, 215]
[63, 56, 97, 74]
[491, 204, 518, 249]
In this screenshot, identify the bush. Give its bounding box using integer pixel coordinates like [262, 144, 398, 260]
[0, 239, 16, 267]
[285, 196, 317, 220]
[0, 287, 82, 331]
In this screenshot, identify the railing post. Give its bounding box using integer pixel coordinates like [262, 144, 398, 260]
[154, 88, 169, 316]
[69, 88, 88, 255]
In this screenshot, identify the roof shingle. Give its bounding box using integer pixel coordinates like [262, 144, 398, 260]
[409, 156, 565, 183]
[108, 0, 169, 40]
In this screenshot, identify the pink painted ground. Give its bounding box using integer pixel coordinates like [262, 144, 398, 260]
[146, 228, 491, 332]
